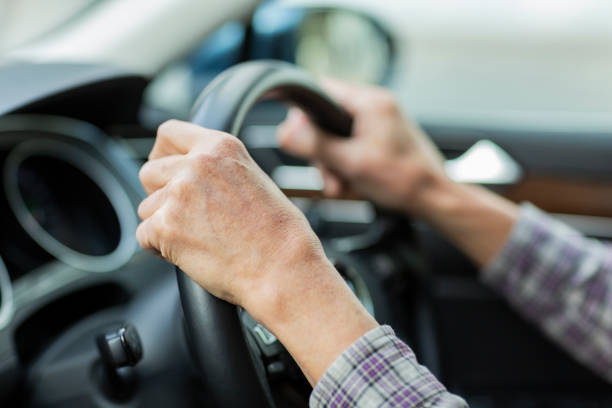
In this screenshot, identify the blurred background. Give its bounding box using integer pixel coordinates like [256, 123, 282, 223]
[2, 0, 612, 129]
[2, 2, 612, 407]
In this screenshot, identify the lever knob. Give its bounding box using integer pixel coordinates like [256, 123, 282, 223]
[96, 323, 143, 370]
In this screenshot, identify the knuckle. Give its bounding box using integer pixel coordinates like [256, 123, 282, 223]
[377, 92, 398, 111]
[137, 200, 147, 219]
[213, 136, 245, 158]
[164, 197, 182, 215]
[136, 220, 157, 252]
[149, 120, 182, 160]
[168, 177, 192, 202]
[135, 222, 147, 245]
[191, 152, 217, 173]
[138, 162, 152, 185]
[153, 209, 175, 239]
[157, 119, 180, 139]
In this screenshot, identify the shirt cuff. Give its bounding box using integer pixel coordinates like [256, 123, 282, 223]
[310, 325, 466, 407]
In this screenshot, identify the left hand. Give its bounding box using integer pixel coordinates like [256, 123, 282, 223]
[136, 120, 327, 312]
[137, 119, 377, 384]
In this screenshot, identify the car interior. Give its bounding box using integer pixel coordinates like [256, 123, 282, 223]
[1, 0, 611, 407]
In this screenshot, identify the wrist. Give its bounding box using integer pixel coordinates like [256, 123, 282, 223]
[415, 179, 520, 266]
[419, 179, 517, 227]
[244, 242, 378, 384]
[244, 243, 333, 328]
[407, 166, 455, 219]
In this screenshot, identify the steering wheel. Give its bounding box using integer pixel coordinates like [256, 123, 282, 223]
[176, 60, 353, 407]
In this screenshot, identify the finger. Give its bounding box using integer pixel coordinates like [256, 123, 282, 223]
[136, 216, 159, 254]
[137, 186, 168, 220]
[318, 77, 366, 115]
[149, 119, 227, 160]
[316, 163, 343, 198]
[277, 108, 320, 158]
[278, 107, 349, 163]
[278, 82, 359, 154]
[139, 155, 183, 195]
[280, 114, 358, 176]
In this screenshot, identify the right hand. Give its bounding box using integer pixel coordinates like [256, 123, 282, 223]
[277, 79, 448, 216]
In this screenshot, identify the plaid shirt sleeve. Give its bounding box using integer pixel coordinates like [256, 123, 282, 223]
[310, 325, 468, 407]
[311, 202, 612, 407]
[482, 202, 612, 381]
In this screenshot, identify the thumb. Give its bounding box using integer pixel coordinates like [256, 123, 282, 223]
[278, 108, 356, 174]
[277, 108, 318, 158]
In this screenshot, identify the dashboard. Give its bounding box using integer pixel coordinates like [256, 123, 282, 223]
[1, 119, 138, 277]
[1, 32, 611, 406]
[0, 116, 147, 351]
[0, 64, 194, 406]
[0, 58, 409, 408]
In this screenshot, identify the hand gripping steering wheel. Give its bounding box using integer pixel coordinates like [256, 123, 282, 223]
[177, 61, 353, 407]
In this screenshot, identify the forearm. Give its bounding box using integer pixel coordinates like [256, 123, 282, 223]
[481, 204, 612, 380]
[415, 177, 520, 267]
[246, 254, 378, 385]
[255, 177, 520, 386]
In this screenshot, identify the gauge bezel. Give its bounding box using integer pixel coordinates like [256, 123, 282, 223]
[3, 139, 138, 272]
[0, 257, 13, 330]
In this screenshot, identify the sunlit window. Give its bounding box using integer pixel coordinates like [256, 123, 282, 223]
[0, 0, 98, 54]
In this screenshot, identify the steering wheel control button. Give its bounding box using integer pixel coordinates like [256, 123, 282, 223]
[241, 311, 285, 358]
[96, 323, 143, 370]
[253, 323, 277, 345]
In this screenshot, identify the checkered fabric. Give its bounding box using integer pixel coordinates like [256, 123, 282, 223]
[311, 203, 612, 407]
[310, 325, 467, 407]
[482, 203, 612, 382]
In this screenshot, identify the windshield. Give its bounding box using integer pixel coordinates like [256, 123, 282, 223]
[2, 0, 611, 124]
[0, 0, 98, 54]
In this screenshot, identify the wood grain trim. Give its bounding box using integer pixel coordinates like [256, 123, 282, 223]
[283, 176, 612, 217]
[503, 176, 612, 218]
[281, 188, 359, 200]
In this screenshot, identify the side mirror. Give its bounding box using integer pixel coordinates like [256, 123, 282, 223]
[251, 3, 394, 85]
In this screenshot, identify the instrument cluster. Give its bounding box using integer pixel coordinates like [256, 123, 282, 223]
[0, 115, 142, 331]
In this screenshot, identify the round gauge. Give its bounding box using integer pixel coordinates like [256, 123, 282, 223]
[0, 256, 13, 330]
[4, 140, 138, 272]
[295, 10, 392, 84]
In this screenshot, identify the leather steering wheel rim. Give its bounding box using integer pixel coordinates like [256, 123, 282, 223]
[177, 60, 353, 407]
